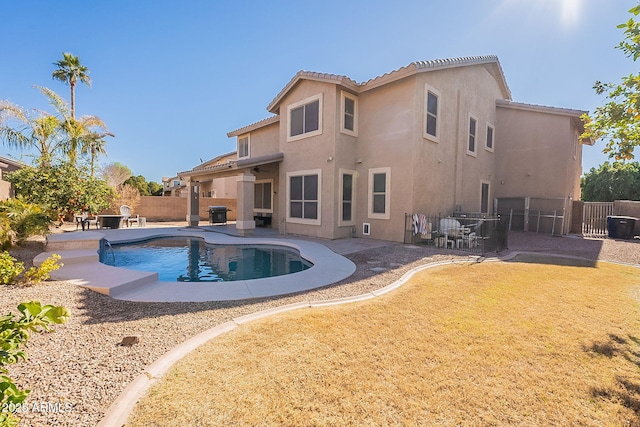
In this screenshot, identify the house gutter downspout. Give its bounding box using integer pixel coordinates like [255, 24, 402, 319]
[453, 89, 461, 210]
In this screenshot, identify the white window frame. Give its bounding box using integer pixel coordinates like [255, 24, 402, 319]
[423, 84, 441, 143]
[287, 94, 323, 142]
[237, 134, 250, 159]
[368, 167, 391, 220]
[286, 169, 322, 225]
[485, 123, 495, 153]
[340, 91, 358, 137]
[467, 113, 478, 157]
[254, 179, 273, 213]
[480, 180, 491, 214]
[338, 168, 356, 227]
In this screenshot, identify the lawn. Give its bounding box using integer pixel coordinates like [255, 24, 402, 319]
[127, 256, 640, 426]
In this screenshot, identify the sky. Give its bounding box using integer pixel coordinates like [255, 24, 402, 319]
[0, 0, 637, 183]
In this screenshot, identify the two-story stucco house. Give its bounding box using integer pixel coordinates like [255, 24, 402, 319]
[179, 55, 593, 242]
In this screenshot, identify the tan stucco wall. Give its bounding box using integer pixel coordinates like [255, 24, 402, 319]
[275, 80, 340, 238]
[354, 76, 416, 241]
[134, 196, 237, 221]
[0, 180, 11, 200]
[410, 65, 505, 218]
[199, 176, 238, 198]
[244, 121, 279, 158]
[495, 107, 582, 201]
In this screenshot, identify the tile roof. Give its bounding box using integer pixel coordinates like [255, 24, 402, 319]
[227, 115, 279, 137]
[239, 55, 512, 133]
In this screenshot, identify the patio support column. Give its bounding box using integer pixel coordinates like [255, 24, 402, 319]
[186, 180, 200, 227]
[236, 172, 255, 236]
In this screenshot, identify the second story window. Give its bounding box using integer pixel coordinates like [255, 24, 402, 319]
[288, 94, 322, 141]
[238, 135, 250, 159]
[468, 115, 477, 156]
[341, 91, 358, 136]
[424, 84, 441, 142]
[486, 124, 494, 152]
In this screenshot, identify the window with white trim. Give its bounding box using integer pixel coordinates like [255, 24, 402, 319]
[485, 124, 494, 152]
[287, 94, 322, 141]
[339, 169, 355, 226]
[341, 91, 358, 136]
[287, 169, 321, 225]
[368, 167, 390, 219]
[238, 135, 250, 159]
[481, 181, 490, 214]
[424, 84, 441, 142]
[254, 180, 272, 212]
[467, 114, 477, 156]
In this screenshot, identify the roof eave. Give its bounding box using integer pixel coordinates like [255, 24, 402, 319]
[267, 71, 360, 114]
[227, 115, 280, 137]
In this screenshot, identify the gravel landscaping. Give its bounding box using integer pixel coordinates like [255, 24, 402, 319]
[2, 228, 639, 426]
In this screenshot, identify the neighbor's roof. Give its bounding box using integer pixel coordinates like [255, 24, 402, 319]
[0, 155, 24, 169]
[193, 150, 238, 170]
[265, 55, 511, 114]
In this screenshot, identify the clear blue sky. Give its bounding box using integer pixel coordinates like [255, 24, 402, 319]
[0, 0, 637, 182]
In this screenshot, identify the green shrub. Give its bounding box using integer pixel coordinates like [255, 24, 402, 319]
[0, 301, 70, 426]
[0, 253, 62, 286]
[23, 254, 63, 284]
[0, 217, 16, 252]
[0, 253, 24, 286]
[0, 199, 52, 248]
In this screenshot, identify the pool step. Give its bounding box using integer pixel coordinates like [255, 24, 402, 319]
[35, 249, 99, 266]
[35, 250, 158, 297]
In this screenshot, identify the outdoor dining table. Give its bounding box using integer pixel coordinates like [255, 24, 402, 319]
[97, 215, 124, 229]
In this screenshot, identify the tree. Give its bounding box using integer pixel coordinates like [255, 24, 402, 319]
[51, 52, 91, 119]
[0, 101, 64, 166]
[582, 4, 640, 161]
[38, 86, 113, 166]
[124, 175, 151, 196]
[6, 160, 114, 220]
[0, 87, 112, 167]
[581, 161, 640, 201]
[101, 162, 132, 188]
[148, 181, 163, 196]
[81, 133, 107, 177]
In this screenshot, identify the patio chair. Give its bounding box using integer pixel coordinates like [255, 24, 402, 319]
[119, 205, 140, 227]
[74, 212, 98, 231]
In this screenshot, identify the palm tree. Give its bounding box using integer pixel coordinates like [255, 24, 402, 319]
[0, 101, 64, 166]
[52, 52, 91, 119]
[37, 86, 113, 166]
[80, 132, 108, 177]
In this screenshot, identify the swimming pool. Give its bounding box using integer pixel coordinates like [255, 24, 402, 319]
[100, 236, 312, 282]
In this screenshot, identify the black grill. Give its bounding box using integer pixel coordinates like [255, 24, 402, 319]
[209, 206, 229, 224]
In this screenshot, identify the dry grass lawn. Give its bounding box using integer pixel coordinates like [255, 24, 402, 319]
[127, 256, 640, 426]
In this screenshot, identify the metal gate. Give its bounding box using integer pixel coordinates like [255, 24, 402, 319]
[582, 202, 613, 237]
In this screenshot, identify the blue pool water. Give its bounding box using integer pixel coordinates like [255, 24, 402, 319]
[100, 237, 312, 282]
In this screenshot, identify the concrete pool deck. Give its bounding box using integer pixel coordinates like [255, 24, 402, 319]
[34, 224, 388, 302]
